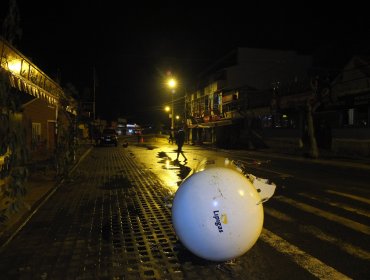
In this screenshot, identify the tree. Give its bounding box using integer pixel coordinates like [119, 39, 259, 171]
[2, 0, 22, 46]
[306, 101, 319, 159]
[0, 70, 28, 224]
[54, 85, 79, 180]
[0, 0, 28, 225]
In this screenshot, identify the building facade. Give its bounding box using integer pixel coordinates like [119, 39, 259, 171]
[185, 48, 370, 157]
[0, 36, 77, 161]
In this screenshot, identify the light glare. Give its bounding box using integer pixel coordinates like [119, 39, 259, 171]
[167, 78, 177, 89]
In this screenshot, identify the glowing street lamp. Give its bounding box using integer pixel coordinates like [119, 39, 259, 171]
[167, 78, 177, 90]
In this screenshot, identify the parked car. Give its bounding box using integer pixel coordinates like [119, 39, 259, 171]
[99, 128, 118, 146]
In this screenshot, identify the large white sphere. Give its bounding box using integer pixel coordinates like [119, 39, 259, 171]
[172, 166, 264, 262]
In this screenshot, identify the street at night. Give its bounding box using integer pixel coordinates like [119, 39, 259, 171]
[0, 136, 369, 279]
[2, 1, 370, 280]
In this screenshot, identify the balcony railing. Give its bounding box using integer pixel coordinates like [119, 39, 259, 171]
[0, 37, 64, 106]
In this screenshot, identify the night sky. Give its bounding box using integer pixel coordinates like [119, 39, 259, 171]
[1, 1, 370, 124]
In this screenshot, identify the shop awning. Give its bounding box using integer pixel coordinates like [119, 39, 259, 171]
[188, 119, 233, 128]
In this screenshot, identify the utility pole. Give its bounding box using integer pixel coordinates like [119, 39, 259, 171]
[93, 67, 96, 121]
[184, 90, 189, 143]
[171, 91, 174, 131]
[167, 77, 177, 132]
[307, 77, 319, 159]
[307, 101, 319, 158]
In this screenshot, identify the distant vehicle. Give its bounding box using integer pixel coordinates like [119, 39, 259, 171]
[99, 128, 118, 146]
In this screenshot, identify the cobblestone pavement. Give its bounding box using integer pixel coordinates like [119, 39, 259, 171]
[0, 146, 293, 280]
[0, 143, 93, 245]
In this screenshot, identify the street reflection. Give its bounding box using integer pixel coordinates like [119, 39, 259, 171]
[157, 151, 191, 192]
[173, 159, 191, 182]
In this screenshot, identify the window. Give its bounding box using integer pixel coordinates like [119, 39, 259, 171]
[348, 108, 354, 126]
[32, 122, 41, 143]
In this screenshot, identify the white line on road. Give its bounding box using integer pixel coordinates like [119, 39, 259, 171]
[260, 229, 352, 280]
[325, 190, 370, 205]
[300, 225, 370, 261]
[264, 207, 295, 222]
[298, 192, 370, 218]
[275, 196, 370, 235]
[265, 207, 370, 260]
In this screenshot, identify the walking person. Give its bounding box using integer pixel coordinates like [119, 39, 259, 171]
[175, 127, 187, 162]
[168, 130, 174, 144]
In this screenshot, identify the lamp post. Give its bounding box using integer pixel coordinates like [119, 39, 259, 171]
[164, 105, 171, 131]
[167, 78, 177, 131]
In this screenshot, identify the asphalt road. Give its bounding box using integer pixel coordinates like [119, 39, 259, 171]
[0, 136, 369, 279]
[130, 137, 370, 280]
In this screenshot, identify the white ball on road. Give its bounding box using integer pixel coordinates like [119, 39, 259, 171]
[172, 167, 264, 262]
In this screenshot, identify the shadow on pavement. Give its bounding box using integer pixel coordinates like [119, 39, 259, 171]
[157, 151, 191, 183]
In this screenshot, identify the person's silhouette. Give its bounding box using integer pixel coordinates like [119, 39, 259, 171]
[175, 127, 187, 162]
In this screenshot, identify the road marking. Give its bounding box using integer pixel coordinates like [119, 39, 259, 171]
[325, 190, 370, 205]
[298, 192, 370, 218]
[265, 208, 370, 260]
[275, 196, 370, 235]
[260, 229, 352, 280]
[300, 225, 370, 261]
[264, 207, 295, 222]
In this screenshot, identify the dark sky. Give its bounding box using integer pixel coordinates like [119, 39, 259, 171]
[2, 1, 370, 123]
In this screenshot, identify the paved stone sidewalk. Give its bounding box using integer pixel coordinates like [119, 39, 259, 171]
[0, 144, 93, 248]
